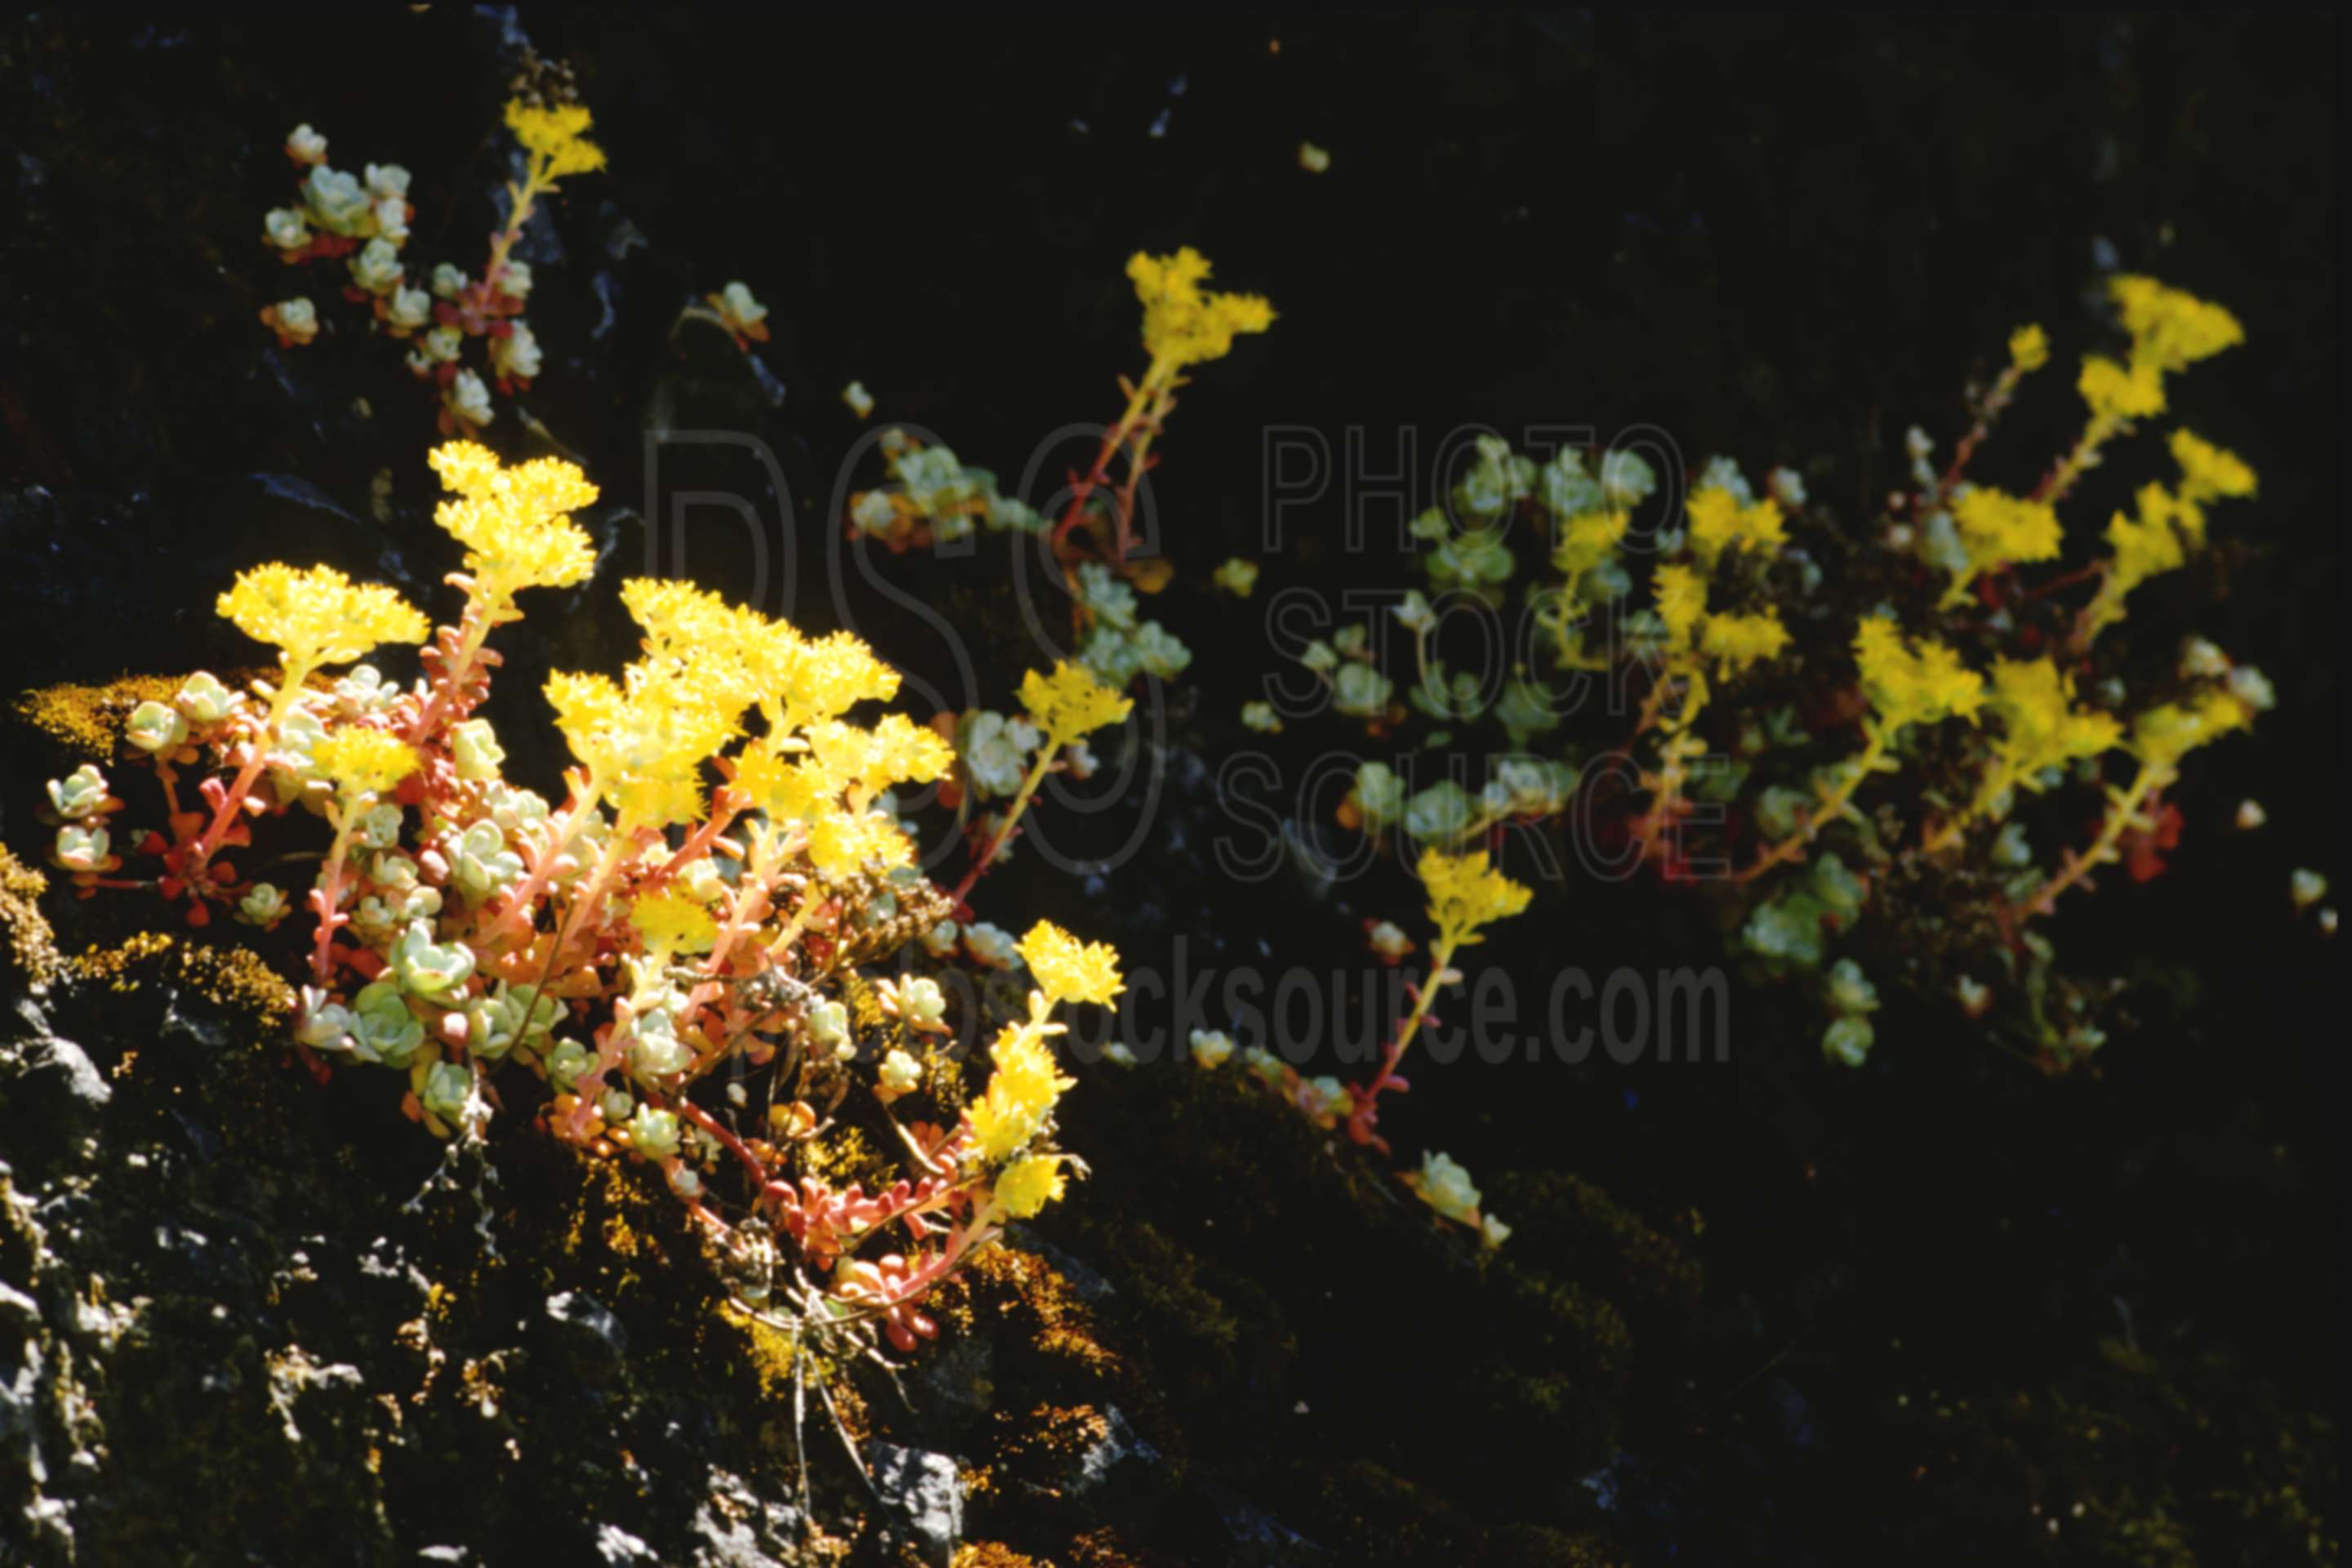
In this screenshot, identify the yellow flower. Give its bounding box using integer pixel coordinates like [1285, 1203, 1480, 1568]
[802, 715, 955, 802]
[2008, 323, 2050, 372]
[503, 98, 607, 181]
[1653, 564, 1707, 654]
[992, 1153, 1069, 1219]
[630, 889, 717, 956]
[2105, 485, 2191, 591]
[2078, 354, 2166, 421]
[620, 577, 777, 712]
[1018, 921, 1125, 1007]
[1699, 609, 1790, 680]
[1684, 486, 1785, 571]
[2169, 429, 2256, 507]
[217, 563, 430, 675]
[428, 442, 598, 608]
[1019, 661, 1134, 747]
[804, 809, 915, 880]
[1551, 509, 1629, 579]
[1949, 486, 2062, 592]
[425, 441, 503, 495]
[542, 667, 739, 829]
[1128, 247, 1276, 372]
[780, 630, 902, 732]
[1853, 618, 1984, 732]
[2109, 275, 2243, 373]
[730, 748, 828, 824]
[1416, 847, 1532, 948]
[1986, 658, 2122, 787]
[2132, 688, 2250, 770]
[965, 1023, 1075, 1162]
[312, 728, 420, 797]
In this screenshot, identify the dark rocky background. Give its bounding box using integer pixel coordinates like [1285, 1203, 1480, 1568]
[1, 9, 2338, 1566]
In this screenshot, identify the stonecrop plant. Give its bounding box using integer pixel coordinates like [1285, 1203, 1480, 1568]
[39, 440, 1133, 1362]
[1194, 844, 1534, 1247]
[258, 59, 604, 434]
[1289, 273, 2274, 1071]
[846, 245, 1274, 695]
[839, 246, 1270, 905]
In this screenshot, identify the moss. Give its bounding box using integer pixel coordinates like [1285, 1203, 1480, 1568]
[172, 942, 299, 1024]
[991, 1401, 1111, 1495]
[1067, 1216, 1294, 1400]
[951, 1244, 1126, 1385]
[795, 1123, 897, 1196]
[64, 931, 295, 1036]
[15, 672, 188, 758]
[953, 1546, 1058, 1568]
[0, 842, 63, 986]
[1481, 1169, 1704, 1334]
[721, 1300, 802, 1405]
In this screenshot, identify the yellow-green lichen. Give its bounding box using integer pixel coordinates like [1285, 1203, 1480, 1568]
[66, 932, 296, 1032]
[0, 843, 63, 986]
[17, 673, 194, 758]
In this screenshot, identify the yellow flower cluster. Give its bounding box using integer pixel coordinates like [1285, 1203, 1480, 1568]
[991, 1152, 1069, 1219]
[1128, 247, 1276, 372]
[313, 728, 420, 797]
[547, 578, 935, 841]
[2007, 323, 2050, 372]
[620, 578, 779, 712]
[427, 441, 598, 612]
[2169, 428, 2257, 512]
[2131, 688, 2251, 770]
[1685, 486, 1786, 572]
[504, 98, 607, 182]
[810, 715, 955, 800]
[777, 631, 903, 735]
[1653, 564, 1708, 654]
[2078, 354, 2167, 421]
[1417, 847, 1532, 949]
[1986, 658, 2122, 789]
[1551, 509, 1629, 580]
[735, 713, 953, 877]
[1948, 486, 2062, 600]
[544, 665, 739, 831]
[2078, 277, 2243, 425]
[1699, 609, 1792, 680]
[965, 1019, 1076, 1163]
[1019, 661, 1134, 747]
[1853, 618, 1984, 733]
[630, 889, 718, 956]
[2081, 433, 2252, 644]
[2103, 483, 2191, 593]
[2110, 274, 2243, 373]
[217, 564, 430, 678]
[1017, 920, 1125, 1006]
[1651, 565, 1785, 684]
